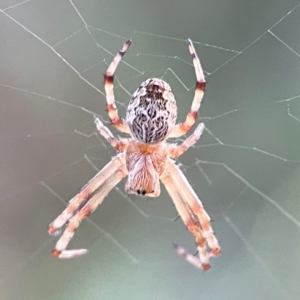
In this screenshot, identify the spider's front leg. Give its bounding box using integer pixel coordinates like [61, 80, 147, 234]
[48, 118, 128, 235]
[170, 123, 220, 249]
[162, 160, 220, 269]
[166, 123, 220, 269]
[167, 160, 220, 252]
[48, 154, 126, 234]
[51, 162, 128, 258]
[48, 117, 130, 258]
[162, 119, 220, 269]
[160, 165, 214, 270]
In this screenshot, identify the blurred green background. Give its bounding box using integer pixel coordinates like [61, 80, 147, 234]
[1, 0, 300, 299]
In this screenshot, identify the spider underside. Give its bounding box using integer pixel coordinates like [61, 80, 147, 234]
[48, 39, 220, 270]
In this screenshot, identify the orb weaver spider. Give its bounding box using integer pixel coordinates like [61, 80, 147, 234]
[48, 39, 220, 270]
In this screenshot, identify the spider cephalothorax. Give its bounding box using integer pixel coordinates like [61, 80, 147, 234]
[125, 141, 168, 197]
[126, 78, 177, 144]
[48, 39, 220, 270]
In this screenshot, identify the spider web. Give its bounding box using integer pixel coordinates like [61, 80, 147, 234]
[1, 0, 300, 299]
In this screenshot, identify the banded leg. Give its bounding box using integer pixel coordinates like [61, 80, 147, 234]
[94, 117, 129, 151]
[168, 123, 205, 159]
[160, 167, 211, 270]
[165, 159, 220, 256]
[48, 153, 126, 235]
[170, 39, 206, 138]
[104, 40, 132, 133]
[52, 164, 128, 258]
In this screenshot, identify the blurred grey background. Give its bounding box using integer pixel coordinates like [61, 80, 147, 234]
[1, 0, 300, 299]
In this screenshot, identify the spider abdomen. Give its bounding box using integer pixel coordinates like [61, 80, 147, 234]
[126, 78, 177, 144]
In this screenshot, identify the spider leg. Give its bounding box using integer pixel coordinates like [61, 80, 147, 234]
[172, 243, 215, 270]
[104, 40, 132, 133]
[160, 159, 220, 269]
[52, 164, 128, 258]
[94, 116, 129, 151]
[48, 153, 126, 235]
[165, 159, 220, 255]
[168, 123, 205, 158]
[169, 39, 206, 138]
[160, 164, 212, 270]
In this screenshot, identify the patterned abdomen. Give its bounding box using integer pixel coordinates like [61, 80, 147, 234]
[126, 78, 177, 144]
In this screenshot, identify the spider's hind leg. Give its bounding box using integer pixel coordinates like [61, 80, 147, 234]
[169, 39, 206, 138]
[104, 40, 132, 133]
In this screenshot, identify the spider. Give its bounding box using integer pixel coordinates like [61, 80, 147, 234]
[48, 39, 220, 270]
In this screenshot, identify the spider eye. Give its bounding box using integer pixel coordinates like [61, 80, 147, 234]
[137, 189, 146, 195]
